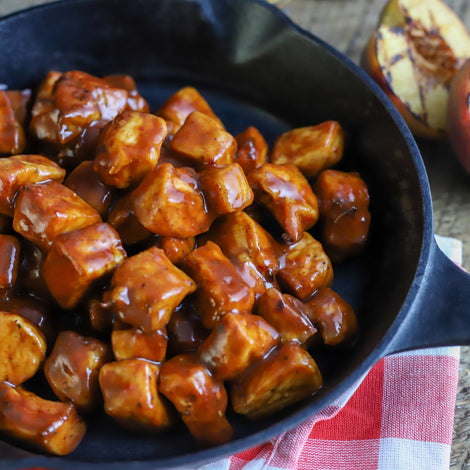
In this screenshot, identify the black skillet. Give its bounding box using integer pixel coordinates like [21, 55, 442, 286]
[0, 0, 469, 468]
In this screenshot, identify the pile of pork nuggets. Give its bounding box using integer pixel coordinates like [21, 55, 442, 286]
[0, 70, 370, 455]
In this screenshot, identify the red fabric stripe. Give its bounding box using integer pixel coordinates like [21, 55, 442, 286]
[310, 358, 385, 440]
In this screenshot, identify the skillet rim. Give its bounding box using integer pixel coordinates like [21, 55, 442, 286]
[0, 0, 434, 467]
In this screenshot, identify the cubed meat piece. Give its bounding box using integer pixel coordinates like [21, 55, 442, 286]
[102, 74, 150, 113]
[248, 163, 319, 242]
[29, 71, 63, 145]
[170, 111, 236, 168]
[103, 246, 196, 331]
[277, 232, 333, 301]
[155, 235, 195, 266]
[64, 161, 116, 218]
[313, 169, 371, 262]
[132, 162, 212, 238]
[5, 89, 31, 125]
[13, 181, 102, 251]
[234, 126, 268, 174]
[156, 86, 222, 137]
[0, 312, 46, 385]
[94, 111, 167, 189]
[167, 304, 209, 356]
[44, 331, 111, 412]
[231, 342, 323, 419]
[30, 70, 128, 166]
[0, 296, 56, 346]
[99, 358, 173, 432]
[198, 312, 280, 380]
[54, 70, 128, 145]
[205, 212, 278, 299]
[111, 327, 168, 362]
[303, 288, 359, 346]
[0, 90, 25, 154]
[0, 234, 20, 290]
[42, 222, 126, 309]
[182, 241, 255, 329]
[107, 192, 152, 246]
[271, 121, 344, 178]
[0, 382, 86, 455]
[0, 154, 65, 216]
[257, 288, 319, 346]
[159, 353, 233, 445]
[199, 163, 254, 215]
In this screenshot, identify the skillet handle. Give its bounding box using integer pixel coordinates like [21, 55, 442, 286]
[386, 236, 470, 354]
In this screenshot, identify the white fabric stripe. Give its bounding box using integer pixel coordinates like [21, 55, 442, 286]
[378, 438, 450, 470]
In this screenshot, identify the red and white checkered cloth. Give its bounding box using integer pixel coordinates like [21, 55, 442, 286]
[198, 235, 462, 470]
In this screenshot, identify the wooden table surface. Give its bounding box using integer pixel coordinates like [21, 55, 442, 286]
[0, 0, 469, 467]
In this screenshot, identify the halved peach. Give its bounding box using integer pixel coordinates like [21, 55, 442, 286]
[362, 0, 470, 138]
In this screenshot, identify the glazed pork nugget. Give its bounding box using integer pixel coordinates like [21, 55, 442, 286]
[0, 90, 25, 155]
[206, 212, 278, 299]
[182, 241, 255, 329]
[277, 232, 333, 301]
[111, 327, 168, 362]
[248, 163, 319, 242]
[0, 234, 20, 291]
[99, 358, 173, 432]
[156, 86, 222, 136]
[132, 162, 212, 238]
[170, 111, 236, 168]
[0, 382, 86, 455]
[44, 331, 111, 413]
[102, 74, 150, 113]
[0, 154, 65, 216]
[231, 342, 323, 419]
[159, 353, 233, 446]
[155, 235, 195, 266]
[199, 163, 254, 215]
[198, 312, 280, 381]
[234, 126, 268, 174]
[0, 296, 56, 346]
[30, 70, 129, 166]
[271, 121, 344, 178]
[94, 111, 167, 189]
[303, 287, 359, 347]
[53, 70, 128, 145]
[0, 312, 46, 385]
[314, 169, 371, 263]
[64, 161, 116, 218]
[29, 71, 63, 145]
[13, 181, 101, 251]
[103, 246, 196, 331]
[257, 288, 319, 346]
[42, 222, 126, 309]
[5, 89, 31, 126]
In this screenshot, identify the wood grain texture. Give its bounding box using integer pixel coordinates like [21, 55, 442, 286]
[0, 0, 469, 467]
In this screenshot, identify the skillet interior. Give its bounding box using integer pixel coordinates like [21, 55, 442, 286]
[0, 0, 432, 466]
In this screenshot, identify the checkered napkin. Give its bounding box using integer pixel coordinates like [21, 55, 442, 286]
[198, 235, 462, 470]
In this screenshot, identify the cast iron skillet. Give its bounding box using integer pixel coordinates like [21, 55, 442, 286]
[0, 0, 469, 468]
